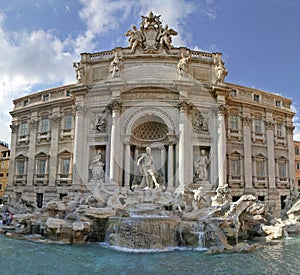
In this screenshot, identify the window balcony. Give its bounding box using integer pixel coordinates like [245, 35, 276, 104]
[227, 175, 244, 188]
[17, 134, 30, 145]
[253, 176, 268, 188]
[13, 174, 27, 186]
[59, 129, 73, 140]
[56, 173, 72, 186]
[33, 174, 49, 186]
[276, 177, 290, 189]
[37, 131, 51, 143]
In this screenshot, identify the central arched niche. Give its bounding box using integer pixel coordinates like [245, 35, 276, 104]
[123, 108, 176, 189]
[131, 115, 169, 146]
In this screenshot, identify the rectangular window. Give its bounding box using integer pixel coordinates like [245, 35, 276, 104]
[62, 158, 70, 177]
[1, 161, 5, 169]
[296, 147, 299, 155]
[230, 115, 239, 131]
[253, 94, 260, 102]
[297, 162, 300, 170]
[275, 100, 281, 107]
[20, 122, 28, 136]
[277, 124, 283, 137]
[43, 94, 49, 101]
[230, 90, 237, 97]
[279, 162, 286, 178]
[64, 114, 72, 130]
[37, 159, 46, 175]
[0, 183, 2, 190]
[254, 119, 262, 133]
[17, 160, 25, 175]
[23, 100, 29, 107]
[256, 160, 265, 177]
[41, 118, 49, 133]
[0, 173, 3, 177]
[231, 159, 241, 176]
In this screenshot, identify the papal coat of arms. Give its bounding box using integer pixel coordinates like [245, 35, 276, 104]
[125, 11, 177, 53]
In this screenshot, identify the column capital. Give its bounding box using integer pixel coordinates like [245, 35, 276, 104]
[242, 115, 252, 126]
[50, 114, 61, 125]
[177, 100, 192, 112]
[214, 104, 227, 115]
[30, 118, 39, 129]
[167, 133, 177, 144]
[10, 123, 18, 133]
[108, 99, 122, 112]
[75, 102, 88, 116]
[286, 125, 295, 134]
[265, 120, 274, 130]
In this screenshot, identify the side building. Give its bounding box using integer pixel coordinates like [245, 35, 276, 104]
[0, 141, 10, 203]
[5, 12, 295, 217]
[294, 141, 300, 191]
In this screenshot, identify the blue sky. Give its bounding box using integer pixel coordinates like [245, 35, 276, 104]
[1, 0, 300, 145]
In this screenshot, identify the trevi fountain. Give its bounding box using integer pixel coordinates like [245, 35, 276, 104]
[1, 11, 300, 274]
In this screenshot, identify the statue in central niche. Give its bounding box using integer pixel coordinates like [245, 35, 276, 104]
[136, 147, 159, 190]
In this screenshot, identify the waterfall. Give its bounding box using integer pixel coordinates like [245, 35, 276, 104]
[192, 223, 207, 251]
[106, 217, 180, 250]
[197, 231, 205, 249]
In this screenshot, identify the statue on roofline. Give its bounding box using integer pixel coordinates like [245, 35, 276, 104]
[214, 54, 228, 84]
[73, 62, 84, 83]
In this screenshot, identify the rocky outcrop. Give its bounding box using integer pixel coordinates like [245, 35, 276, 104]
[1, 183, 298, 252]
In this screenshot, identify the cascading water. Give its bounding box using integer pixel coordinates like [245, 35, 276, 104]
[106, 216, 181, 250]
[192, 223, 207, 251]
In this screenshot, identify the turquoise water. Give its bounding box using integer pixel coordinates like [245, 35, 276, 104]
[1, 235, 300, 275]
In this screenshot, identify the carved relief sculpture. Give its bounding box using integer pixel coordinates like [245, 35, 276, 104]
[94, 110, 107, 132]
[193, 110, 209, 133]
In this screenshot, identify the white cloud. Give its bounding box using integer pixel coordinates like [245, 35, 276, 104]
[0, 14, 77, 144]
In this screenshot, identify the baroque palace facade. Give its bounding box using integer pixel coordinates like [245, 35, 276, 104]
[6, 12, 295, 216]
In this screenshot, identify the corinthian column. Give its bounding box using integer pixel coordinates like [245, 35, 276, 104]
[73, 102, 86, 185]
[217, 104, 226, 187]
[109, 100, 122, 185]
[178, 101, 192, 186]
[266, 119, 276, 189]
[286, 124, 295, 189]
[123, 140, 131, 187]
[242, 115, 253, 189]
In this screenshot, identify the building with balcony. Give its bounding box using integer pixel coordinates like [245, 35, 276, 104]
[6, 12, 295, 216]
